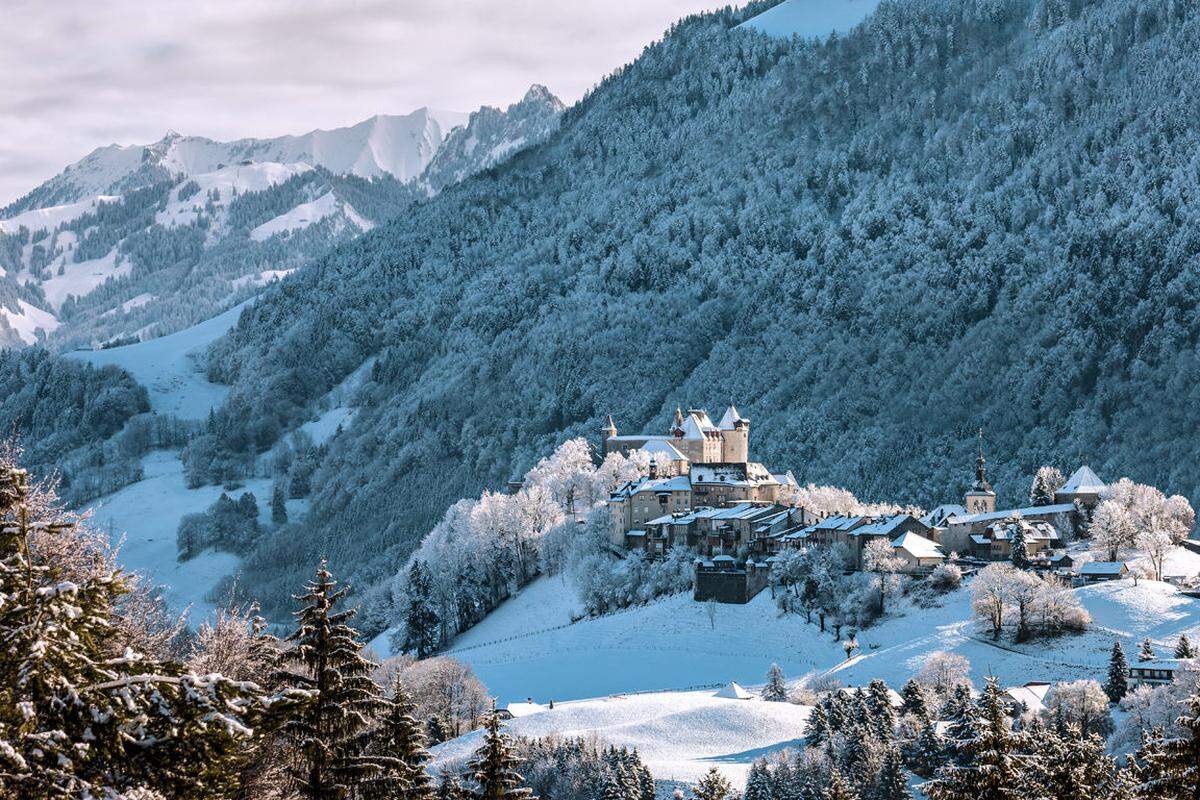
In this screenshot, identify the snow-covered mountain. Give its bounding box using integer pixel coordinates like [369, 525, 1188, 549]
[0, 87, 562, 348]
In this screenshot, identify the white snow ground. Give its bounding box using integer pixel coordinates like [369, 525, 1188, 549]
[418, 556, 1200, 710]
[0, 300, 61, 344]
[431, 689, 811, 788]
[68, 301, 248, 419]
[738, 0, 884, 39]
[88, 452, 256, 623]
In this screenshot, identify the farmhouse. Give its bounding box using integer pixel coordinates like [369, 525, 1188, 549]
[1129, 658, 1195, 686]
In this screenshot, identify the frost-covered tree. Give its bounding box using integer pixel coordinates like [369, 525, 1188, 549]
[862, 538, 904, 615]
[363, 681, 436, 800]
[468, 706, 533, 800]
[272, 481, 289, 524]
[742, 759, 772, 800]
[1177, 634, 1197, 659]
[972, 564, 1013, 640]
[1006, 519, 1030, 571]
[876, 745, 910, 800]
[693, 767, 734, 800]
[1105, 641, 1129, 703]
[0, 463, 281, 799]
[927, 678, 1022, 800]
[900, 679, 929, 719]
[276, 560, 386, 799]
[1041, 680, 1113, 738]
[404, 559, 440, 659]
[1140, 638, 1156, 663]
[1029, 467, 1065, 507]
[762, 663, 789, 702]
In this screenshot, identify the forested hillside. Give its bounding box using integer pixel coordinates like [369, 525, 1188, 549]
[196, 0, 1200, 613]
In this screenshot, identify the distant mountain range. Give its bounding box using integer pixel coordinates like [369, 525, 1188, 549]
[0, 86, 563, 348]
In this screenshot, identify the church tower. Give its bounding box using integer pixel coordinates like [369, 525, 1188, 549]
[718, 404, 749, 463]
[964, 429, 996, 514]
[600, 414, 618, 456]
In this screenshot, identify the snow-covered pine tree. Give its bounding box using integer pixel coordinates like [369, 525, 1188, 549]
[364, 680, 436, 800]
[1029, 467, 1064, 507]
[806, 702, 831, 747]
[1105, 641, 1129, 703]
[1139, 638, 1156, 663]
[821, 769, 857, 800]
[1028, 724, 1119, 800]
[692, 767, 734, 800]
[743, 759, 772, 800]
[405, 560, 441, 659]
[275, 560, 386, 799]
[438, 772, 468, 800]
[468, 704, 532, 800]
[1008, 523, 1030, 571]
[272, 481, 289, 524]
[876, 744, 911, 800]
[900, 679, 928, 719]
[636, 759, 656, 800]
[1147, 691, 1200, 799]
[763, 663, 789, 702]
[867, 680, 897, 741]
[909, 718, 944, 778]
[1174, 633, 1196, 659]
[927, 678, 1022, 800]
[0, 464, 278, 799]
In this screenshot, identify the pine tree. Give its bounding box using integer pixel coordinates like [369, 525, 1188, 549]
[1008, 523, 1030, 570]
[405, 560, 441, 659]
[637, 760, 656, 800]
[1139, 638, 1156, 663]
[1149, 692, 1200, 800]
[1030, 724, 1119, 800]
[763, 663, 789, 702]
[900, 679, 928, 719]
[927, 678, 1021, 800]
[272, 481, 289, 524]
[468, 705, 532, 800]
[1174, 633, 1196, 659]
[743, 759, 772, 800]
[806, 702, 831, 747]
[0, 464, 279, 799]
[694, 767, 734, 800]
[940, 684, 977, 765]
[364, 680, 436, 800]
[1106, 641, 1129, 703]
[876, 745, 911, 800]
[822, 769, 858, 800]
[910, 720, 944, 778]
[439, 773, 468, 800]
[276, 560, 386, 800]
[867, 680, 897, 741]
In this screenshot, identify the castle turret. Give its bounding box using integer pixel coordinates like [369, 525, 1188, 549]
[718, 404, 749, 463]
[964, 429, 996, 514]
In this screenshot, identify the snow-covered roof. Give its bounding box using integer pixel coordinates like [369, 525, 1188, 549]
[773, 471, 799, 487]
[851, 515, 918, 537]
[634, 475, 692, 493]
[626, 530, 646, 537]
[921, 504, 967, 527]
[690, 462, 778, 487]
[947, 503, 1076, 526]
[717, 405, 746, 430]
[892, 531, 944, 560]
[1004, 682, 1051, 714]
[1058, 465, 1106, 496]
[715, 681, 754, 700]
[989, 520, 1059, 542]
[506, 702, 547, 717]
[641, 439, 688, 461]
[1132, 658, 1195, 671]
[609, 434, 675, 443]
[1079, 561, 1128, 575]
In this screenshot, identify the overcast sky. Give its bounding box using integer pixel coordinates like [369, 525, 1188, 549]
[0, 0, 726, 206]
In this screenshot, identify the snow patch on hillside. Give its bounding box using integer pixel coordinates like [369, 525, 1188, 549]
[39, 248, 129, 309]
[69, 302, 248, 419]
[431, 689, 811, 788]
[0, 300, 60, 344]
[0, 195, 119, 234]
[250, 191, 339, 241]
[738, 0, 883, 39]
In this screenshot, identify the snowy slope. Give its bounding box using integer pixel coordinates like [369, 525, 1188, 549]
[68, 302, 247, 419]
[738, 0, 884, 39]
[431, 689, 810, 788]
[423, 558, 1200, 709]
[0, 300, 61, 344]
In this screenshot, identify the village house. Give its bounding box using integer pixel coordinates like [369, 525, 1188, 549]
[891, 531, 947, 574]
[1077, 561, 1129, 582]
[966, 517, 1060, 561]
[1130, 658, 1195, 686]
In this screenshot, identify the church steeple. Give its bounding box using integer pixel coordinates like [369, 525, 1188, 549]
[965, 428, 996, 513]
[601, 414, 617, 439]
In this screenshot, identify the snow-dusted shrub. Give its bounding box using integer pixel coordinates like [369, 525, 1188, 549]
[928, 562, 962, 592]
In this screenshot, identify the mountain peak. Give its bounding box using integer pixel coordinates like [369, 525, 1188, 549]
[521, 84, 564, 111]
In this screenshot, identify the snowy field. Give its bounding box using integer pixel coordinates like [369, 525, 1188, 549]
[429, 554, 1200, 708]
[68, 301, 248, 419]
[431, 689, 811, 788]
[738, 0, 884, 39]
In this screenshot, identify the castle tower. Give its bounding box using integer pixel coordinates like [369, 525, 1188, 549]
[718, 404, 749, 463]
[964, 429, 996, 514]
